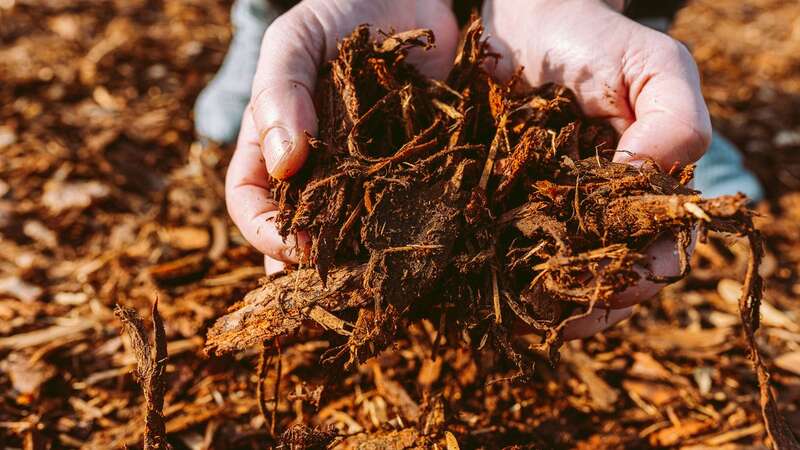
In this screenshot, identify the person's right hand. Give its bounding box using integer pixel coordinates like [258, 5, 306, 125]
[482, 0, 711, 339]
[225, 0, 459, 274]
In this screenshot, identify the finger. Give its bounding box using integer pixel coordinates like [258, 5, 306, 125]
[479, 0, 521, 83]
[249, 6, 324, 180]
[562, 306, 634, 340]
[405, 1, 459, 80]
[226, 109, 309, 263]
[264, 255, 286, 275]
[615, 35, 712, 168]
[605, 233, 683, 309]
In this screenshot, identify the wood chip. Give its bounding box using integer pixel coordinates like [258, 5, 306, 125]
[0, 320, 95, 350]
[649, 418, 713, 447]
[565, 346, 620, 412]
[0, 276, 43, 303]
[0, 351, 56, 396]
[445, 431, 460, 450]
[160, 226, 209, 250]
[774, 352, 800, 376]
[42, 179, 110, 214]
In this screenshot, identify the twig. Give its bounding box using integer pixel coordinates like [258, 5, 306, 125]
[271, 339, 283, 438]
[306, 305, 354, 336]
[479, 116, 507, 190]
[491, 268, 502, 325]
[114, 299, 170, 450]
[574, 176, 587, 233]
[739, 232, 800, 450]
[256, 341, 273, 428]
[381, 244, 444, 254]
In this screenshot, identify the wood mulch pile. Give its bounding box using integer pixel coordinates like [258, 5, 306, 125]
[0, 0, 798, 448]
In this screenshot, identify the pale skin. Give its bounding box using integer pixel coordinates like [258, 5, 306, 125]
[225, 0, 712, 339]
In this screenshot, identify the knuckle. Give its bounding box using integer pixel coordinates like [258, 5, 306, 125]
[249, 84, 275, 115]
[670, 119, 710, 165]
[652, 34, 686, 62]
[682, 111, 712, 164]
[696, 121, 712, 148]
[665, 37, 687, 58]
[266, 9, 296, 35]
[690, 128, 712, 163]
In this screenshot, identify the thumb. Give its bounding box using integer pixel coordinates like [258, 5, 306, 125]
[614, 37, 712, 169]
[249, 11, 323, 180]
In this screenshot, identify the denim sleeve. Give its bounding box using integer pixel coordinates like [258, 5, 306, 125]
[267, 1, 688, 24]
[271, 0, 300, 9]
[625, 0, 687, 20]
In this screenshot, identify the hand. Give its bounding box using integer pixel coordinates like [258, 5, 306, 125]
[483, 0, 711, 338]
[225, 0, 459, 274]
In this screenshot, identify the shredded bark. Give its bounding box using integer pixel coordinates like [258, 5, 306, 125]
[739, 233, 800, 450]
[204, 20, 798, 448]
[3, 1, 800, 448]
[280, 423, 338, 450]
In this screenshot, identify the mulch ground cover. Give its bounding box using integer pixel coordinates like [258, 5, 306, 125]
[1, 0, 798, 449]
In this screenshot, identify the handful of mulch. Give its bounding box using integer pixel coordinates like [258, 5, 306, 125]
[206, 21, 798, 447]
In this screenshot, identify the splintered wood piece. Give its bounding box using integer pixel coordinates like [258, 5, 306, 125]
[114, 300, 169, 450]
[204, 265, 368, 355]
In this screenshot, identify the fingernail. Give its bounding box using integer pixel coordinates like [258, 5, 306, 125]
[614, 153, 648, 169]
[612, 149, 640, 164]
[262, 126, 293, 175]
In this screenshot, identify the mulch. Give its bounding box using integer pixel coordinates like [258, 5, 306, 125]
[0, 0, 798, 448]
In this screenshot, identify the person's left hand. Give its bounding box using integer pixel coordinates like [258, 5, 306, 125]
[224, 0, 460, 275]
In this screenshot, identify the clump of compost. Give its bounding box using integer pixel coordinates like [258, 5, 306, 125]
[206, 22, 795, 446]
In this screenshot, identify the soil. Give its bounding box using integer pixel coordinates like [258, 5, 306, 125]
[1, 1, 799, 449]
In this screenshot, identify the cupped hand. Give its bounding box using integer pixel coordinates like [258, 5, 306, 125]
[225, 0, 459, 273]
[483, 0, 712, 338]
